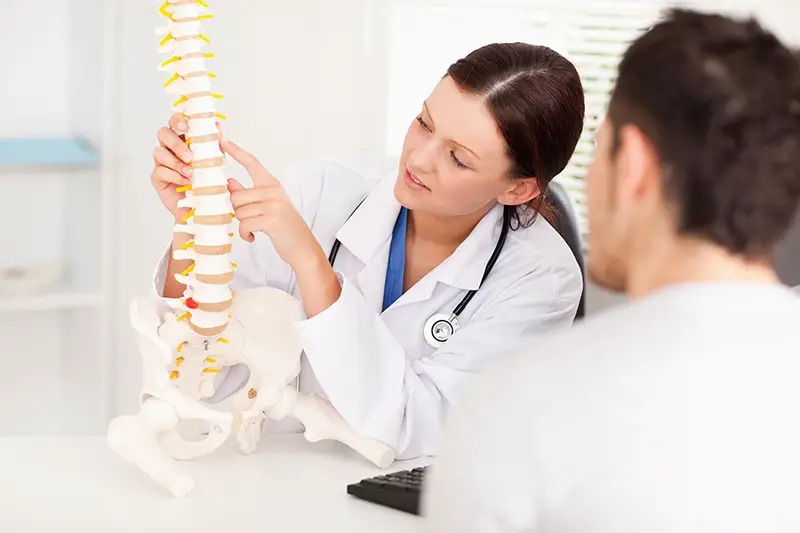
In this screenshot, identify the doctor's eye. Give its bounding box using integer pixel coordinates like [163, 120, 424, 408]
[416, 116, 431, 131]
[450, 151, 468, 169]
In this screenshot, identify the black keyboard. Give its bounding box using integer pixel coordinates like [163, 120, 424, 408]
[346, 466, 429, 515]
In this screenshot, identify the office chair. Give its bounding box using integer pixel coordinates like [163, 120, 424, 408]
[545, 181, 586, 320]
[774, 209, 800, 288]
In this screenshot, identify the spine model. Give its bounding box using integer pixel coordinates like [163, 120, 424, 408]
[157, 0, 234, 337]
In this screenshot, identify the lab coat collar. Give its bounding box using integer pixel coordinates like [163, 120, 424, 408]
[334, 176, 506, 308]
[334, 176, 401, 266]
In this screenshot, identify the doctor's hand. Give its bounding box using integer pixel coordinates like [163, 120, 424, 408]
[151, 114, 213, 220]
[223, 139, 325, 270]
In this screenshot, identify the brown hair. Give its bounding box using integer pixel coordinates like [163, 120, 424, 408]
[608, 9, 800, 257]
[447, 42, 585, 229]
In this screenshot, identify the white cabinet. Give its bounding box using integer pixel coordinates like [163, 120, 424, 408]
[0, 0, 116, 435]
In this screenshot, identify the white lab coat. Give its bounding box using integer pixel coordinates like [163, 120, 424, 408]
[153, 158, 583, 459]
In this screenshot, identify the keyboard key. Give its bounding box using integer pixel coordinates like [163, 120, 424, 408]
[346, 466, 430, 515]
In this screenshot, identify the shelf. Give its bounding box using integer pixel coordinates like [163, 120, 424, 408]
[0, 137, 100, 173]
[0, 284, 103, 312]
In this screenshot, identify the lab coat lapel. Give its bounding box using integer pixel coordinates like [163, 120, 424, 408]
[333, 178, 505, 313]
[385, 203, 505, 311]
[333, 177, 401, 311]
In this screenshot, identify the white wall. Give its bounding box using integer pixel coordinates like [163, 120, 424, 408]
[0, 0, 72, 137]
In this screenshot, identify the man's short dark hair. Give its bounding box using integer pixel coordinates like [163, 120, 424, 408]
[608, 8, 800, 258]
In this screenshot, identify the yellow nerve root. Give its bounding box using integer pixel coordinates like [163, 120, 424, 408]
[217, 338, 229, 344]
[173, 95, 187, 107]
[177, 312, 190, 322]
[203, 368, 221, 373]
[204, 357, 216, 363]
[159, 2, 174, 20]
[164, 73, 180, 88]
[176, 184, 192, 192]
[179, 240, 194, 250]
[177, 341, 188, 352]
[180, 263, 195, 276]
[160, 33, 174, 46]
[161, 56, 180, 68]
[199, 33, 211, 43]
[216, 113, 227, 120]
[231, 262, 238, 268]
[195, 0, 209, 7]
[199, 14, 214, 20]
[170, 370, 180, 380]
[183, 208, 195, 222]
[176, 357, 184, 367]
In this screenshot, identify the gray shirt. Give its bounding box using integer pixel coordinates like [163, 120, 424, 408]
[425, 281, 800, 533]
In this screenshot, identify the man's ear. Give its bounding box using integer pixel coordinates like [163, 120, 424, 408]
[498, 177, 540, 206]
[614, 124, 660, 207]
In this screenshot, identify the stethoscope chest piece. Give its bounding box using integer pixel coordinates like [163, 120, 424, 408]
[423, 312, 461, 349]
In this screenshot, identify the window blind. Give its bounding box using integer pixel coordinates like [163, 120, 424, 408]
[385, 0, 664, 245]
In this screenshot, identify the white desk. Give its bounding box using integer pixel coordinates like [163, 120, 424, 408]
[0, 434, 428, 532]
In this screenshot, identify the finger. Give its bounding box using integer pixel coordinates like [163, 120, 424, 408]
[220, 138, 276, 187]
[152, 166, 190, 189]
[154, 146, 193, 177]
[230, 187, 275, 209]
[158, 126, 193, 164]
[227, 177, 246, 193]
[169, 113, 188, 135]
[238, 216, 265, 243]
[233, 203, 269, 221]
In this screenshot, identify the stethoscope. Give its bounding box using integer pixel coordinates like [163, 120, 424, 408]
[328, 202, 511, 349]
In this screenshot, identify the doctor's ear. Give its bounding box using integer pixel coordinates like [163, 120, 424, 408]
[497, 176, 540, 206]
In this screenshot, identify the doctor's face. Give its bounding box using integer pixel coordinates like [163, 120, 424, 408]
[394, 76, 520, 218]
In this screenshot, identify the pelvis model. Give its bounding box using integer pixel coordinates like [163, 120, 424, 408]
[106, 0, 394, 497]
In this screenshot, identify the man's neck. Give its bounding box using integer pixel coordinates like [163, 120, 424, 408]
[406, 207, 488, 248]
[626, 237, 780, 299]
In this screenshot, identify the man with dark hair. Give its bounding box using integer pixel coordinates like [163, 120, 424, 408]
[424, 9, 800, 532]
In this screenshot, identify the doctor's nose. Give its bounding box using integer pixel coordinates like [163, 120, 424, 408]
[406, 140, 438, 175]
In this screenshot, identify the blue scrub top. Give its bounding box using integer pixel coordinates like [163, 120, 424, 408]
[383, 207, 408, 312]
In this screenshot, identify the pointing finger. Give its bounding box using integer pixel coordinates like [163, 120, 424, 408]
[221, 138, 276, 187]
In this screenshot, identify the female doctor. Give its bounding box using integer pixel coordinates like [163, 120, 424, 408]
[150, 42, 585, 460]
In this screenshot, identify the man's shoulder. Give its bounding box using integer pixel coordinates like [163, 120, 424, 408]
[468, 296, 656, 408]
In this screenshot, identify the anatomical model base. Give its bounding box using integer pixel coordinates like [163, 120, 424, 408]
[107, 286, 395, 497]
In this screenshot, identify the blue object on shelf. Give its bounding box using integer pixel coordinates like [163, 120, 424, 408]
[0, 137, 100, 170]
